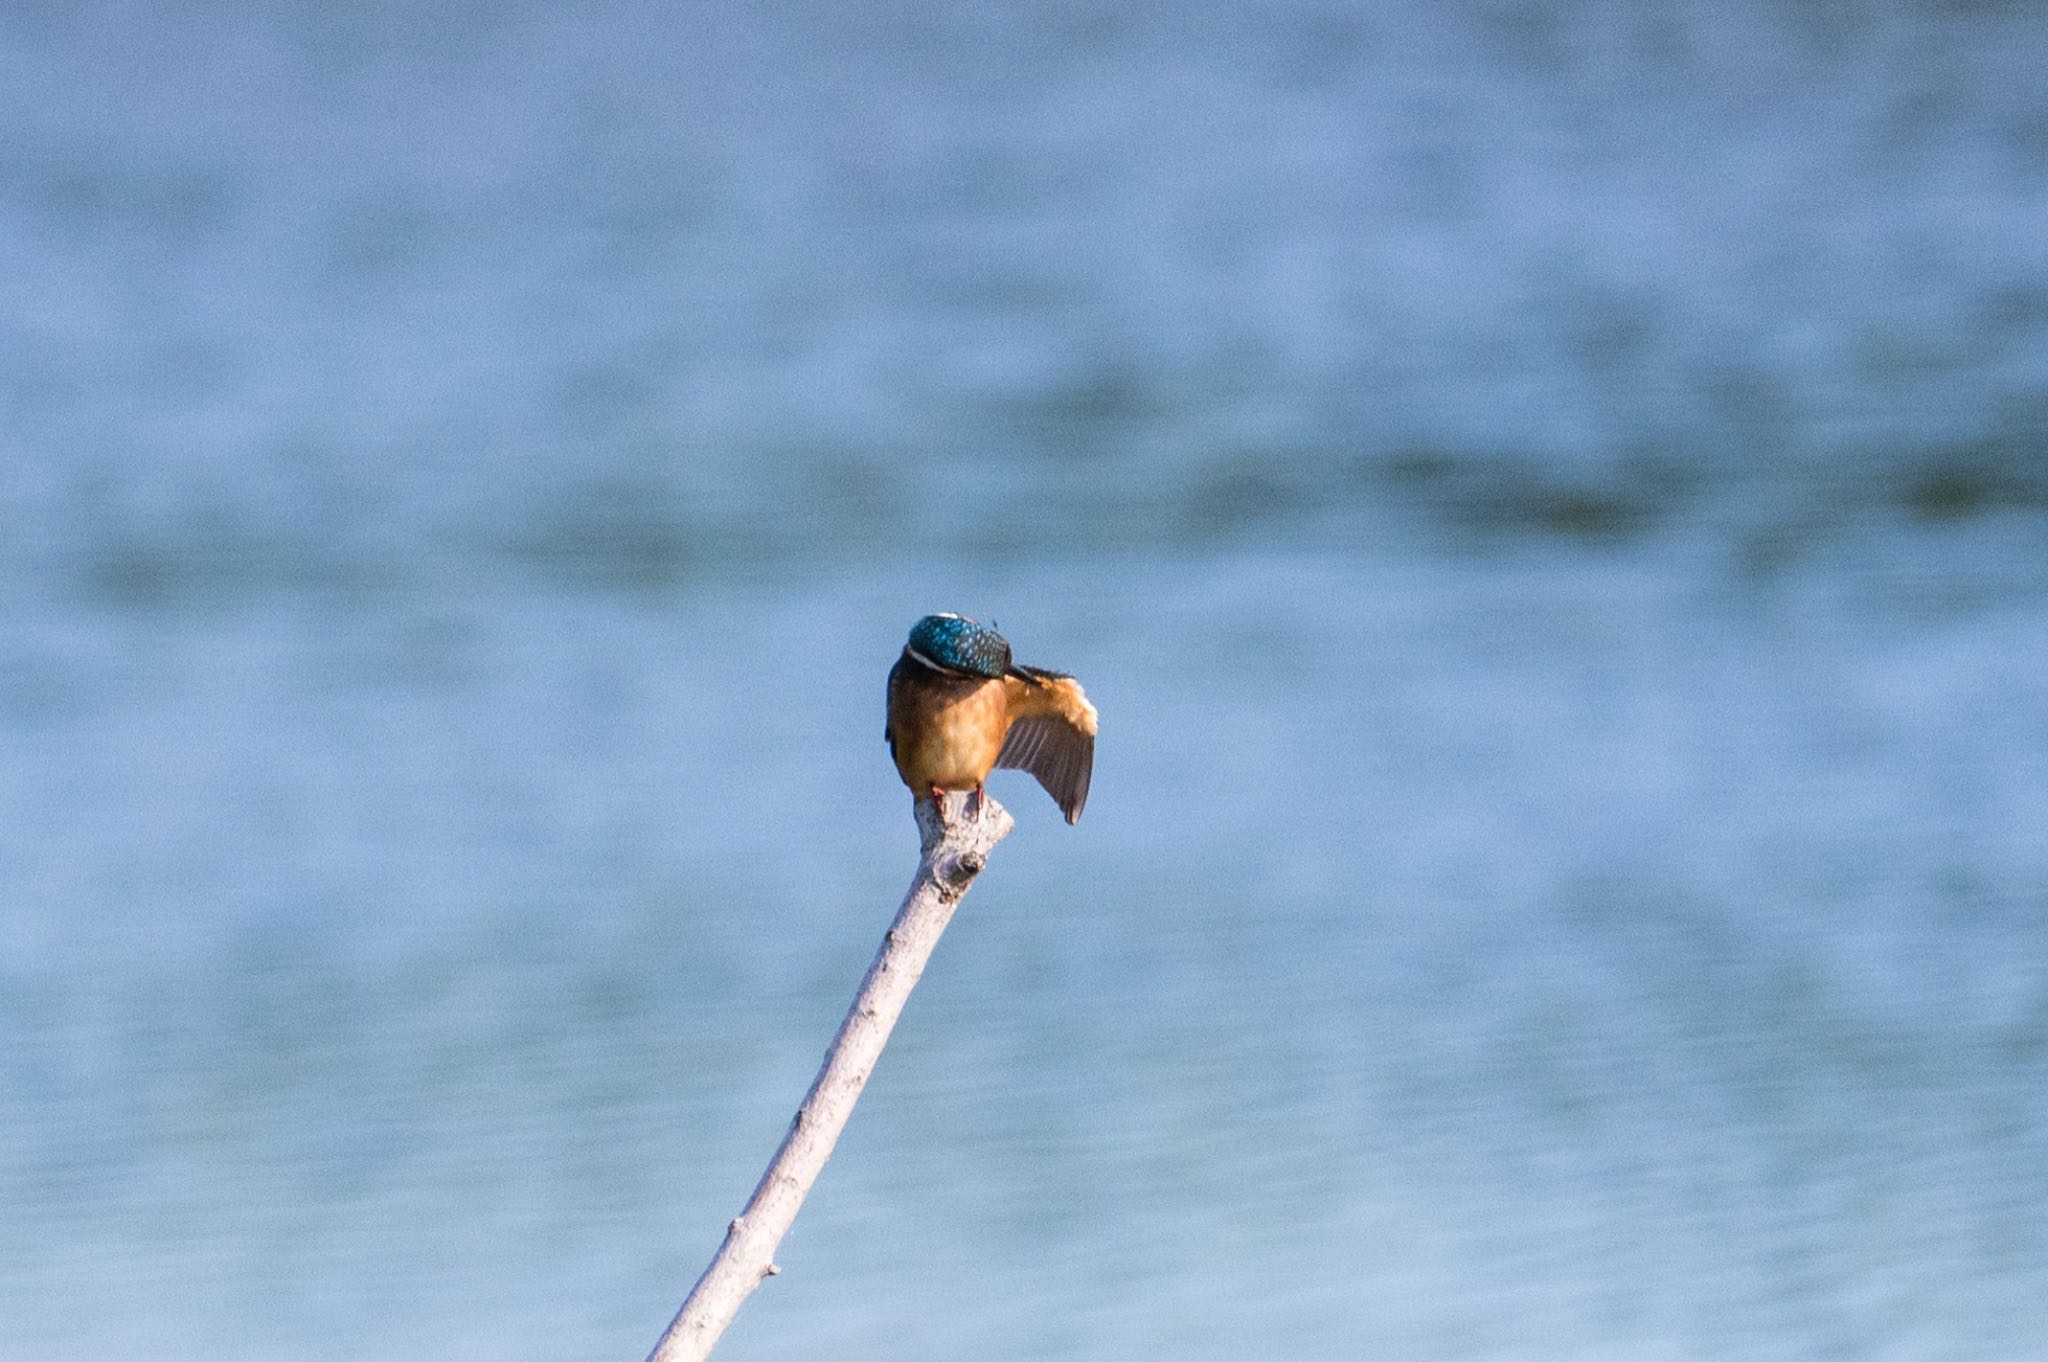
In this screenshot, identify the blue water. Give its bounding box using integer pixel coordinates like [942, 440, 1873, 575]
[5, 3, 2048, 1359]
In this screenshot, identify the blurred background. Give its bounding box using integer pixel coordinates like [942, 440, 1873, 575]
[4, 2, 2048, 1358]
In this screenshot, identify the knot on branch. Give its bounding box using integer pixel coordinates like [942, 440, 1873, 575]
[930, 851, 988, 901]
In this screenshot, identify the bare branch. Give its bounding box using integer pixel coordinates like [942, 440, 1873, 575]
[644, 795, 1017, 1362]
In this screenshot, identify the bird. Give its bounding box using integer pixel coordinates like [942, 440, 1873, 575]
[885, 613, 1097, 825]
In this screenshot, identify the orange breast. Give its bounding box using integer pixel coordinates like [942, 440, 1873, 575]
[892, 677, 1009, 792]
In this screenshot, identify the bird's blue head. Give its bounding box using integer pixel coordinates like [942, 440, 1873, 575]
[905, 613, 1013, 679]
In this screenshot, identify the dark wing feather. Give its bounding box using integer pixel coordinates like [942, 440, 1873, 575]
[995, 713, 1094, 824]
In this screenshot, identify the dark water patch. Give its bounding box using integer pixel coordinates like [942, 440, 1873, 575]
[1381, 447, 1688, 545]
[0, 652, 95, 727]
[74, 524, 383, 612]
[1696, 360, 1799, 441]
[321, 192, 444, 285]
[1977, 282, 2048, 338]
[1731, 433, 2048, 572]
[1170, 453, 1303, 543]
[498, 476, 695, 592]
[1895, 440, 2048, 523]
[39, 433, 2048, 613]
[976, 361, 1170, 457]
[0, 149, 239, 241]
[1733, 509, 1848, 578]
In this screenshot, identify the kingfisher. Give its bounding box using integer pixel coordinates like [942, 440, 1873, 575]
[885, 613, 1098, 825]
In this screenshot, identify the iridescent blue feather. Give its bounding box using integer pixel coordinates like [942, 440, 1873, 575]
[905, 613, 1013, 679]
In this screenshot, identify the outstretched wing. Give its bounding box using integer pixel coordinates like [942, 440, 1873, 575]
[997, 667, 1098, 824]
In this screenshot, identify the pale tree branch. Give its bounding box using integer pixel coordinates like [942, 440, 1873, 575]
[644, 794, 1017, 1362]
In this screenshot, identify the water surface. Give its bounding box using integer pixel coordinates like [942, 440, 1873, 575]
[4, 3, 2048, 1359]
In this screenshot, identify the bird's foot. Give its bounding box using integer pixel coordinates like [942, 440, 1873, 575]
[967, 784, 987, 821]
